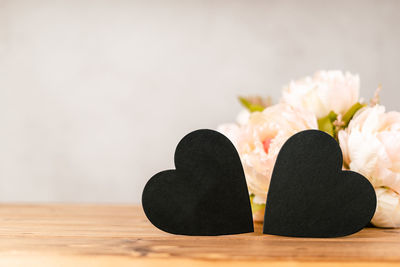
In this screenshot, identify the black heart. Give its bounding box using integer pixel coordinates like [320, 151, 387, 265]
[263, 130, 376, 238]
[142, 129, 253, 236]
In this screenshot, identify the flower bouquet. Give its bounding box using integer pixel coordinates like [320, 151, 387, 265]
[218, 70, 400, 228]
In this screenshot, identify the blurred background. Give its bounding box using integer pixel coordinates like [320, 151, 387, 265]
[0, 0, 399, 203]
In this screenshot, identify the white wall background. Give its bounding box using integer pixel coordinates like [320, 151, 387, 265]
[0, 0, 399, 203]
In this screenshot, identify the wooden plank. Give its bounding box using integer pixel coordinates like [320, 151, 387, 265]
[0, 204, 399, 266]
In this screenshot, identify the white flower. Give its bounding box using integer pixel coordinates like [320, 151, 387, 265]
[236, 109, 251, 126]
[217, 123, 241, 147]
[217, 109, 250, 147]
[371, 188, 400, 228]
[237, 104, 318, 204]
[282, 70, 360, 118]
[339, 105, 400, 227]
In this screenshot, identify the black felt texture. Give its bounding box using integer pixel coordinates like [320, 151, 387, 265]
[263, 130, 376, 238]
[142, 129, 254, 236]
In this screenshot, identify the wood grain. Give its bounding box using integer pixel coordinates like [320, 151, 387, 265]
[0, 204, 399, 267]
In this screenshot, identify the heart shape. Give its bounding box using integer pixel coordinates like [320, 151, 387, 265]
[263, 130, 376, 238]
[142, 129, 253, 236]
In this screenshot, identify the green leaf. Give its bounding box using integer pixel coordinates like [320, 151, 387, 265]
[317, 111, 337, 137]
[342, 102, 366, 126]
[317, 103, 365, 140]
[250, 194, 266, 213]
[239, 97, 265, 113]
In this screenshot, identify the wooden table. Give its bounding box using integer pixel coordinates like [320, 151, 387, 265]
[0, 204, 399, 266]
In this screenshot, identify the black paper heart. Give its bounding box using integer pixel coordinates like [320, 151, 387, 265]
[142, 129, 253, 236]
[263, 130, 376, 238]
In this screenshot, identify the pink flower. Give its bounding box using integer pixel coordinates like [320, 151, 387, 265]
[282, 70, 360, 118]
[237, 104, 318, 206]
[339, 105, 400, 227]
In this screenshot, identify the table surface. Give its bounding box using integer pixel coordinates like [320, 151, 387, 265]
[0, 204, 400, 267]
